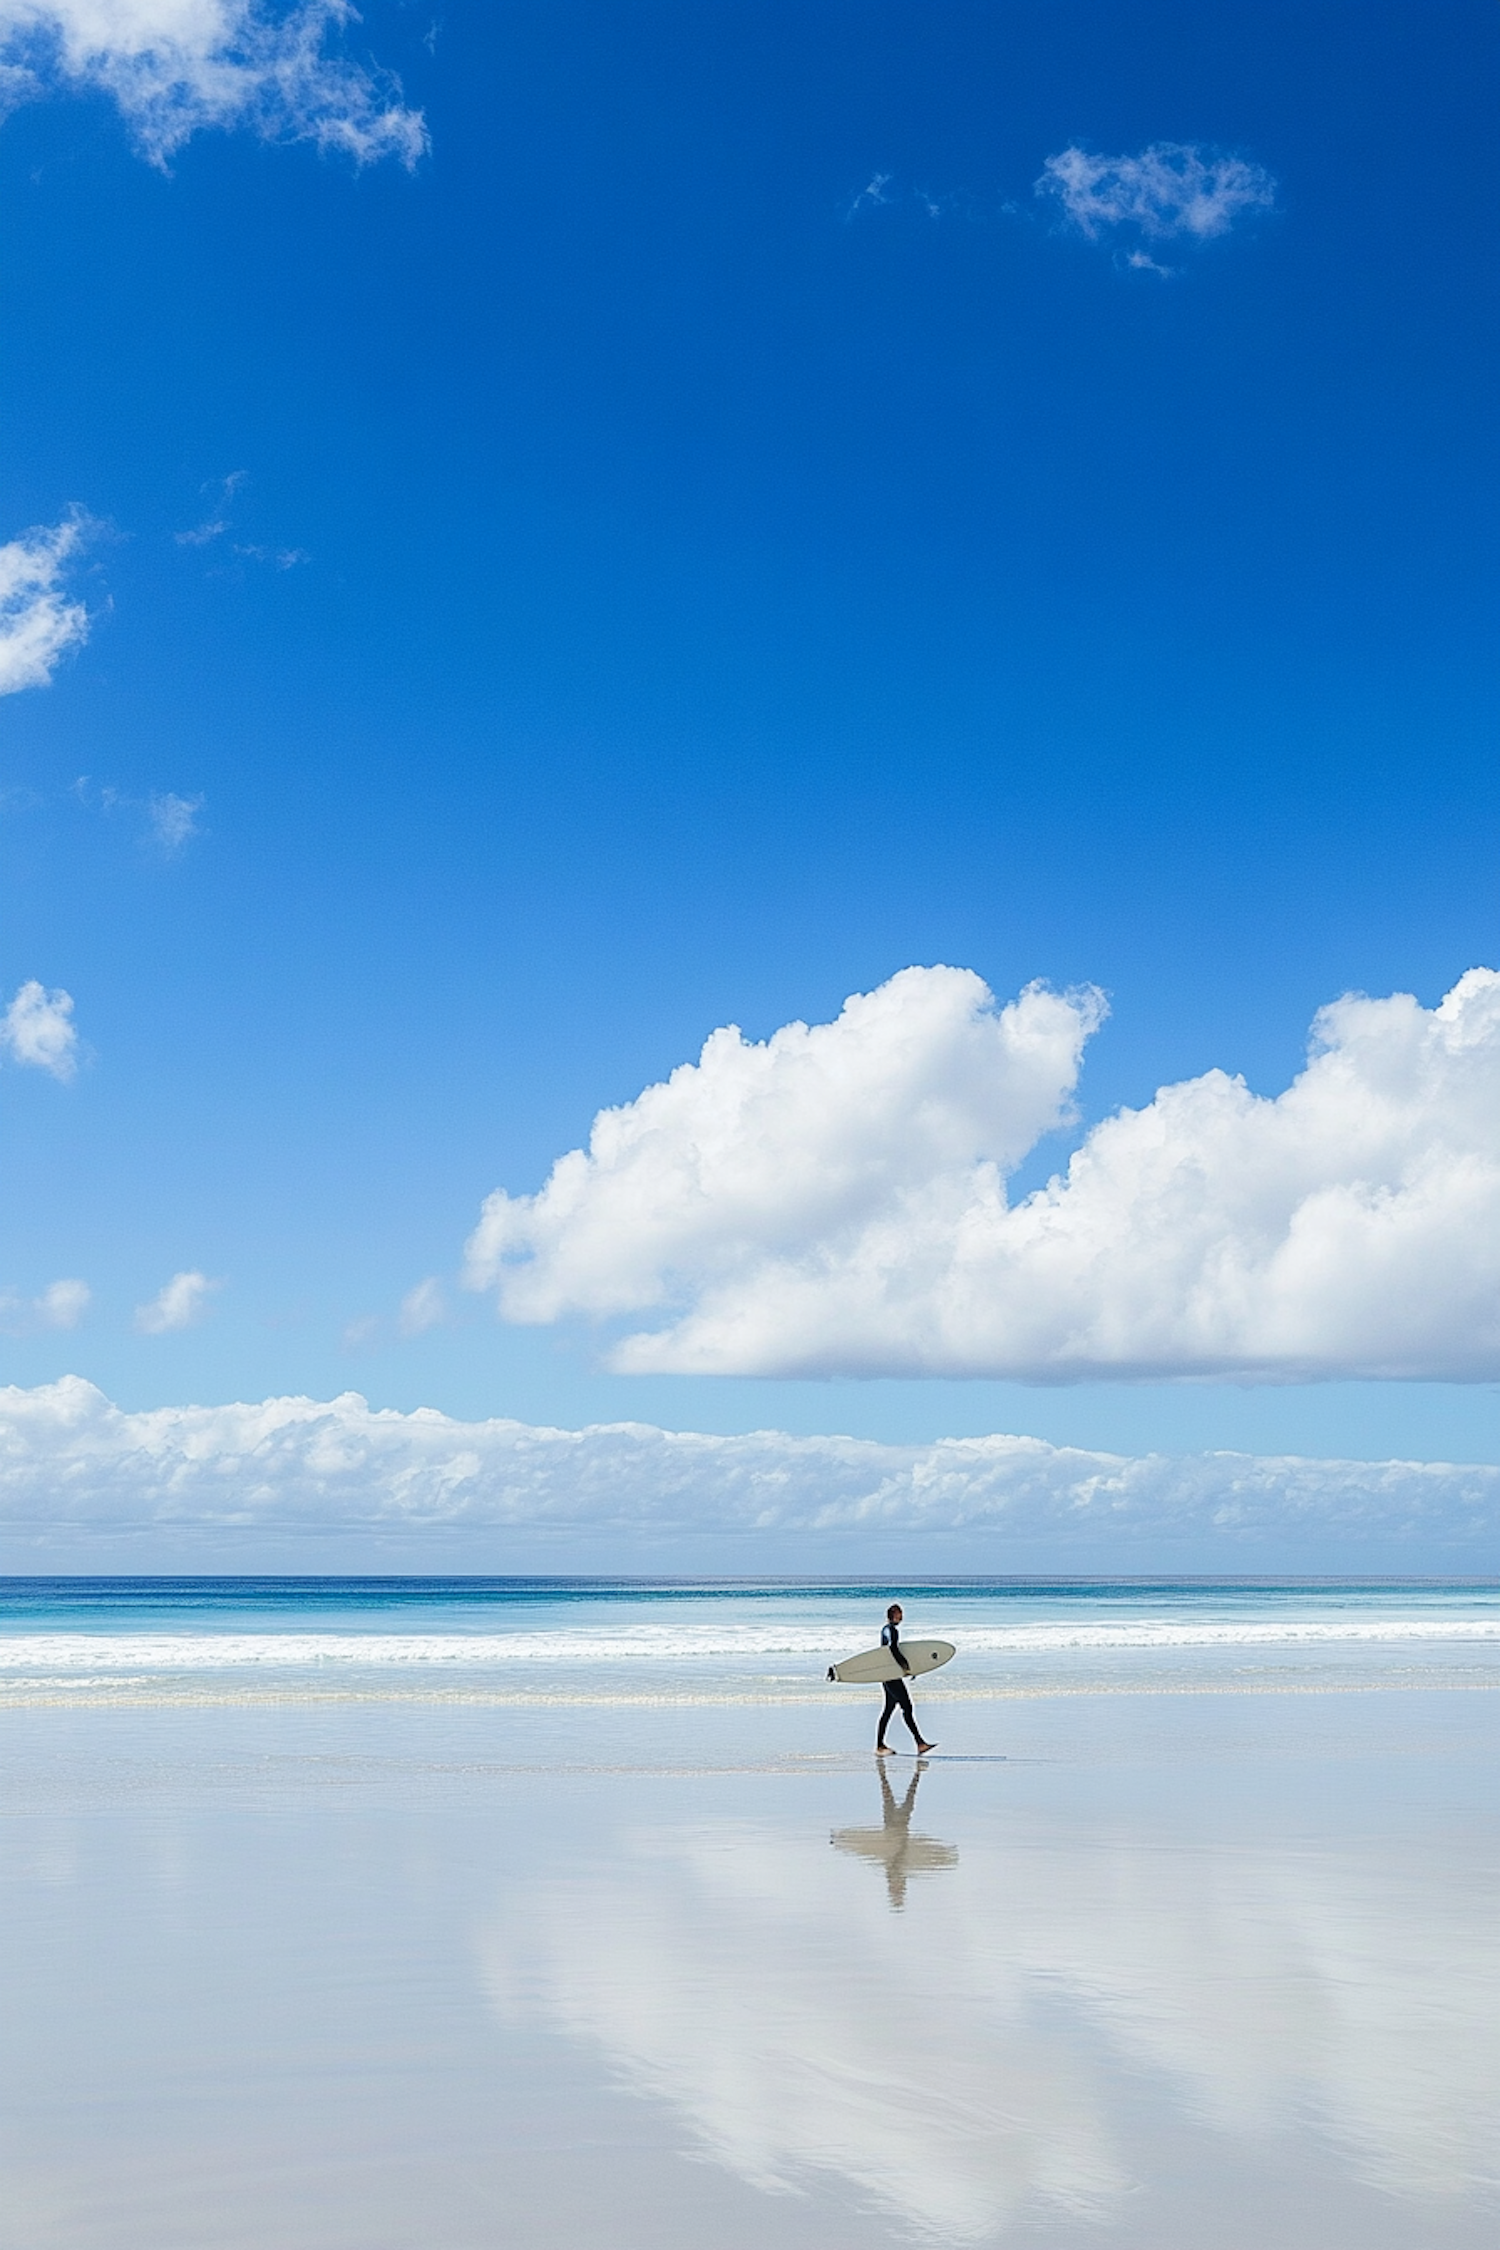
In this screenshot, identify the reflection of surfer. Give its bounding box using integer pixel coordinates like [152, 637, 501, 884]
[877, 1605, 937, 1756]
[830, 1759, 958, 1909]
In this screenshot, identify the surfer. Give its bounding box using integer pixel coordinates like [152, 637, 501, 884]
[876, 1605, 937, 1756]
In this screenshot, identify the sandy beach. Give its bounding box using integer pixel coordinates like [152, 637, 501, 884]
[2, 1580, 1497, 2248]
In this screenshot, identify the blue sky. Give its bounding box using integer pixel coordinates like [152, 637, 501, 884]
[1, 1, 1497, 1507]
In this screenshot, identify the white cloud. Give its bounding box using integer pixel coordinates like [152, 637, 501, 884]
[175, 513, 231, 547]
[1037, 141, 1275, 256]
[0, 513, 90, 694]
[0, 0, 427, 167]
[147, 790, 203, 852]
[36, 1277, 89, 1328]
[467, 967, 1102, 1324]
[465, 965, 1500, 1383]
[0, 979, 79, 1078]
[0, 1379, 1494, 1564]
[0, 1279, 90, 1334]
[133, 1269, 219, 1334]
[398, 1277, 446, 1336]
[72, 774, 205, 853]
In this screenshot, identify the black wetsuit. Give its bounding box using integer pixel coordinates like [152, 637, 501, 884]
[878, 1621, 923, 1748]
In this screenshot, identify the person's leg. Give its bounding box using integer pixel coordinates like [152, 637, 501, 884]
[896, 1678, 937, 1753]
[877, 1680, 900, 1750]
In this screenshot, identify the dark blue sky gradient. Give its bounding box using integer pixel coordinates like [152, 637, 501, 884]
[1, 1, 1496, 1453]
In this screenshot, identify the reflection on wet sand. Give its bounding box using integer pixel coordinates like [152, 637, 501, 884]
[830, 1760, 958, 1909]
[481, 1762, 1500, 2246]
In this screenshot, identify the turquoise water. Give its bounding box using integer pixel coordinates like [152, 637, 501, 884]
[3, 1575, 1498, 1703]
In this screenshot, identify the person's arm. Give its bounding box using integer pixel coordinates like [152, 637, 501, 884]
[888, 1622, 910, 1672]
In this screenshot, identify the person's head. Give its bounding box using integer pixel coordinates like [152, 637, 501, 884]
[887, 1603, 903, 1622]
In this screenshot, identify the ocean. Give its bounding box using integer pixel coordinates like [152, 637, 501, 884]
[5, 1573, 1499, 1703]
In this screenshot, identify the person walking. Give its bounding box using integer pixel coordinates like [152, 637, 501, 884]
[876, 1604, 937, 1756]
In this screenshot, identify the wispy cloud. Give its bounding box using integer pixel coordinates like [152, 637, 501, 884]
[174, 470, 308, 570]
[1037, 142, 1275, 267]
[844, 142, 1272, 263]
[147, 791, 204, 853]
[398, 1277, 447, 1336]
[0, 1378, 1496, 1567]
[845, 170, 893, 218]
[232, 542, 309, 569]
[37, 1276, 89, 1327]
[0, 512, 91, 695]
[73, 776, 206, 857]
[465, 965, 1500, 1384]
[0, 980, 79, 1079]
[175, 470, 248, 547]
[843, 170, 972, 224]
[0, 1279, 89, 1335]
[342, 1278, 452, 1350]
[0, 0, 427, 169]
[134, 1270, 220, 1335]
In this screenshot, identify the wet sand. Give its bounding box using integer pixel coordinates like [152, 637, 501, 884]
[2, 1682, 1496, 2247]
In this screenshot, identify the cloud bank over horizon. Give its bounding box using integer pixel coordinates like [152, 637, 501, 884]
[465, 965, 1500, 1385]
[0, 0, 426, 167]
[1, 1378, 1495, 1566]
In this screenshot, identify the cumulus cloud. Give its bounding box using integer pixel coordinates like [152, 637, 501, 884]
[133, 1270, 219, 1334]
[0, 1279, 89, 1334]
[467, 967, 1102, 1325]
[0, 0, 427, 167]
[0, 1379, 1494, 1564]
[1037, 142, 1275, 260]
[0, 980, 78, 1078]
[465, 965, 1500, 1383]
[0, 513, 90, 694]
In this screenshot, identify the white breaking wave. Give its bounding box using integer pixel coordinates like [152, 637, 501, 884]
[3, 1614, 1498, 1672]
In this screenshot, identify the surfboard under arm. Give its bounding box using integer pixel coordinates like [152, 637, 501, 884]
[825, 1640, 955, 1685]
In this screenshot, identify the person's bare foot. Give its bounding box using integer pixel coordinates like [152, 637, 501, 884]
[916, 1742, 937, 1755]
[875, 1743, 895, 1754]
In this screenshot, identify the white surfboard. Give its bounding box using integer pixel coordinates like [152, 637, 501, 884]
[826, 1640, 955, 1685]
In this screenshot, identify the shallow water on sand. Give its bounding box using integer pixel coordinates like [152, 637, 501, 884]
[2, 1585, 1497, 2247]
